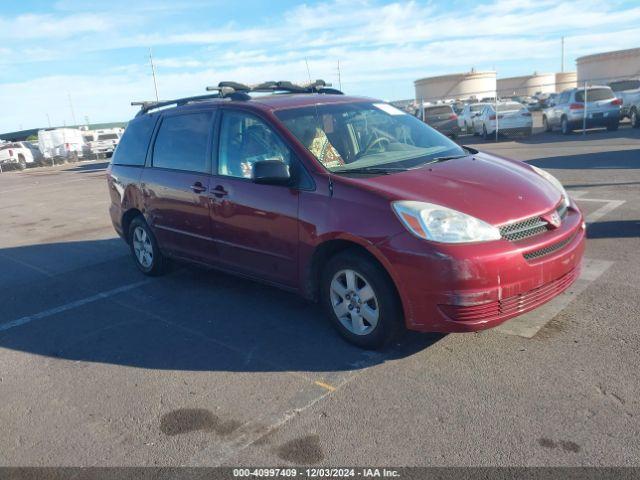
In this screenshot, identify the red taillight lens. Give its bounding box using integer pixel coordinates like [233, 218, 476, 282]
[611, 98, 622, 106]
[65, 143, 70, 151]
[569, 103, 584, 110]
[449, 114, 458, 120]
[8, 149, 13, 157]
[489, 115, 496, 120]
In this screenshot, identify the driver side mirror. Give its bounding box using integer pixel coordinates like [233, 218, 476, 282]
[252, 159, 291, 186]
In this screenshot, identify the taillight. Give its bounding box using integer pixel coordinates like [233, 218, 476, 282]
[449, 114, 458, 120]
[569, 103, 584, 110]
[611, 98, 622, 106]
[65, 143, 70, 151]
[8, 149, 13, 157]
[489, 115, 496, 120]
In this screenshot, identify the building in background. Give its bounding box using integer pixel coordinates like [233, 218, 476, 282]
[555, 71, 577, 92]
[577, 47, 640, 84]
[497, 72, 557, 97]
[414, 70, 496, 103]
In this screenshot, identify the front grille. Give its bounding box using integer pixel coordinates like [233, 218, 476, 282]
[439, 267, 579, 323]
[499, 201, 569, 242]
[499, 217, 548, 241]
[523, 232, 576, 261]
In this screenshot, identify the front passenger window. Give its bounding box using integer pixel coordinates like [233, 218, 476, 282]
[218, 111, 291, 179]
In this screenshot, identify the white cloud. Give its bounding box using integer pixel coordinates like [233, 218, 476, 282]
[1, 0, 640, 131]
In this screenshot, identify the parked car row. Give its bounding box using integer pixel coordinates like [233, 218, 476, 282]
[0, 127, 123, 170]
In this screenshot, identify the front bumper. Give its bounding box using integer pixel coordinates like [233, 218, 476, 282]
[378, 203, 586, 333]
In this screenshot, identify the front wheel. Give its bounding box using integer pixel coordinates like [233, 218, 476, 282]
[561, 117, 572, 135]
[543, 116, 551, 132]
[17, 155, 26, 170]
[321, 250, 403, 349]
[128, 216, 166, 276]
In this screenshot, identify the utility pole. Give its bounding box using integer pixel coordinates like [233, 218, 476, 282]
[46, 113, 52, 128]
[68, 92, 77, 126]
[561, 36, 565, 73]
[149, 48, 160, 102]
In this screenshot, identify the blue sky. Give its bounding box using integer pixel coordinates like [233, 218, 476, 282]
[1, 0, 640, 132]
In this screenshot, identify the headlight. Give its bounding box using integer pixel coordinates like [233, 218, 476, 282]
[531, 165, 570, 209]
[392, 201, 501, 243]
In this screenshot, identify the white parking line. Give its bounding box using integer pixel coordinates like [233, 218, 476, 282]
[0, 279, 151, 333]
[494, 258, 613, 338]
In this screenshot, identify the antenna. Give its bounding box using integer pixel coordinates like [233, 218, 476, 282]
[337, 60, 342, 91]
[149, 48, 160, 102]
[304, 58, 312, 84]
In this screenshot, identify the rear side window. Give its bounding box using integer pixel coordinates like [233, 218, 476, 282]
[152, 112, 212, 173]
[111, 116, 156, 166]
[575, 88, 614, 102]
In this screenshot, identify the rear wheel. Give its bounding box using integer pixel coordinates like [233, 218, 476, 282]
[543, 115, 551, 132]
[561, 116, 572, 135]
[482, 124, 489, 140]
[321, 250, 403, 349]
[606, 121, 619, 131]
[128, 216, 166, 276]
[631, 108, 640, 129]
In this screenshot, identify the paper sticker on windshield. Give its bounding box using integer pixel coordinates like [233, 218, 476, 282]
[373, 103, 406, 116]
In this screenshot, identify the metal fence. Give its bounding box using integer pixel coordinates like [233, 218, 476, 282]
[395, 73, 640, 142]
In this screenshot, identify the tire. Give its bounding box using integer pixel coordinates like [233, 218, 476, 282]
[321, 250, 403, 349]
[631, 108, 640, 129]
[606, 121, 619, 131]
[463, 121, 468, 134]
[482, 124, 489, 140]
[561, 116, 572, 135]
[128, 216, 166, 276]
[17, 155, 26, 170]
[543, 116, 551, 132]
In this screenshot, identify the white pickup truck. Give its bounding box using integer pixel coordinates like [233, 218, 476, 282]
[0, 142, 36, 170]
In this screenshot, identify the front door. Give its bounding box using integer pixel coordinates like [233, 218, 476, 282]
[208, 109, 301, 287]
[142, 110, 215, 263]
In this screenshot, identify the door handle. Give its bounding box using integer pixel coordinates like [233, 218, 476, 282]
[211, 185, 228, 198]
[190, 182, 207, 193]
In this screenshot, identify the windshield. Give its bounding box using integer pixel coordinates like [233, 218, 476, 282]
[575, 88, 614, 102]
[496, 102, 523, 112]
[275, 102, 465, 173]
[98, 133, 118, 140]
[424, 106, 452, 116]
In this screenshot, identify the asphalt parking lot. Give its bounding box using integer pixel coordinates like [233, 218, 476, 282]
[0, 124, 639, 467]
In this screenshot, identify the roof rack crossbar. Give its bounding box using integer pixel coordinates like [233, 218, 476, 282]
[133, 79, 343, 115]
[132, 93, 224, 116]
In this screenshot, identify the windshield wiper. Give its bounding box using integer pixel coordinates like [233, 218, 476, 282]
[427, 154, 468, 164]
[332, 167, 408, 174]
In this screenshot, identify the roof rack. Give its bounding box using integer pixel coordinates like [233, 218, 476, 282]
[133, 79, 343, 116]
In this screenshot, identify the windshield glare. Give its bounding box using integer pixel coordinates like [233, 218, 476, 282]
[275, 102, 465, 172]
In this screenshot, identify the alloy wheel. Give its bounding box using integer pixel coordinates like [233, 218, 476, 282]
[132, 226, 154, 268]
[330, 269, 379, 336]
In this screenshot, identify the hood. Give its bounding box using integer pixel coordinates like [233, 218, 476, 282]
[333, 152, 561, 226]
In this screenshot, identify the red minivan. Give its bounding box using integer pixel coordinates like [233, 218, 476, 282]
[107, 83, 585, 348]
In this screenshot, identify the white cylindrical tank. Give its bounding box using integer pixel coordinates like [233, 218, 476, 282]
[497, 73, 556, 97]
[414, 71, 496, 102]
[577, 47, 640, 84]
[555, 72, 577, 92]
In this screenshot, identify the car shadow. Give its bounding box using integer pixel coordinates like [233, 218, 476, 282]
[0, 239, 444, 374]
[66, 160, 110, 172]
[587, 220, 640, 239]
[527, 149, 640, 170]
